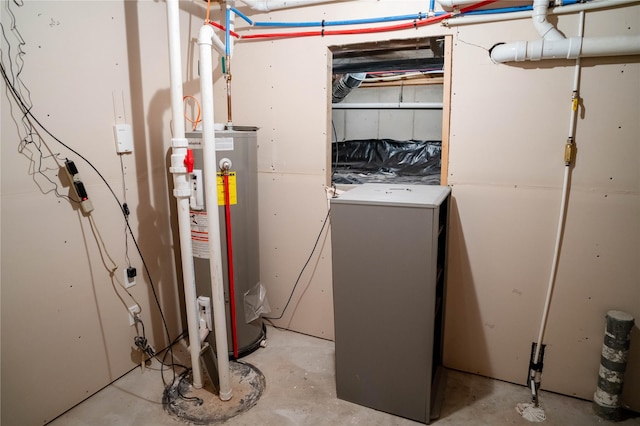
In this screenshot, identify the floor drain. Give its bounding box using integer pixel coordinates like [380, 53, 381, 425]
[164, 361, 265, 425]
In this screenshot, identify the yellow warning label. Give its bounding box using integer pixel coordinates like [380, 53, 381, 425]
[217, 172, 237, 205]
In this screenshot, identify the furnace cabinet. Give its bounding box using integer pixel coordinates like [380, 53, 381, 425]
[331, 184, 451, 424]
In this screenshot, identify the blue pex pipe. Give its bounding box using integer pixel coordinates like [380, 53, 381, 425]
[225, 6, 231, 57]
[231, 7, 253, 25]
[252, 12, 445, 28]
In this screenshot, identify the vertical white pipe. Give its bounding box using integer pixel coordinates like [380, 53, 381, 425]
[532, 165, 570, 365]
[198, 24, 233, 402]
[532, 10, 585, 368]
[166, 0, 203, 388]
[568, 11, 584, 137]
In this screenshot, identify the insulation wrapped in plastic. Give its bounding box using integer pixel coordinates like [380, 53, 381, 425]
[243, 282, 271, 323]
[331, 139, 441, 185]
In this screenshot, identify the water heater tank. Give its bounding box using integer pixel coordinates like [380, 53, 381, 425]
[186, 128, 265, 358]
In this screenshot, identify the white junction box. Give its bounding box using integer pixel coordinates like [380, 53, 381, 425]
[114, 123, 134, 153]
[128, 304, 140, 326]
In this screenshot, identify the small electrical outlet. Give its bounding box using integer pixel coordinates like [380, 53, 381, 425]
[128, 304, 140, 326]
[125, 266, 136, 289]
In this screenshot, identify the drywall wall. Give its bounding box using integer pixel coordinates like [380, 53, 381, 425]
[218, 0, 640, 410]
[0, 1, 189, 424]
[444, 9, 639, 407]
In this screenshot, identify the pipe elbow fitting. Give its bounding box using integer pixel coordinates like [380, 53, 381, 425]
[489, 41, 528, 63]
[198, 24, 215, 45]
[532, 0, 564, 41]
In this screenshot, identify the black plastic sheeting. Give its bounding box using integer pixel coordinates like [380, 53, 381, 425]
[331, 139, 441, 185]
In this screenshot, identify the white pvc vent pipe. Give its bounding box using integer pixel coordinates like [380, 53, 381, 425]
[490, 0, 640, 63]
[532, 0, 563, 41]
[166, 0, 203, 389]
[239, 0, 347, 11]
[437, 0, 483, 7]
[198, 23, 234, 402]
[491, 34, 640, 62]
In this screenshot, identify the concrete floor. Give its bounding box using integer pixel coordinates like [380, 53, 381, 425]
[49, 325, 640, 426]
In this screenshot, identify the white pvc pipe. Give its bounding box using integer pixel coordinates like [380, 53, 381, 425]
[166, 0, 203, 389]
[491, 35, 640, 62]
[445, 10, 538, 26]
[490, 0, 640, 63]
[239, 0, 347, 11]
[198, 24, 233, 402]
[437, 0, 481, 7]
[533, 160, 570, 366]
[533, 0, 564, 40]
[212, 28, 226, 56]
[533, 10, 585, 377]
[568, 12, 584, 136]
[331, 102, 444, 109]
[444, 0, 640, 27]
[581, 34, 640, 56]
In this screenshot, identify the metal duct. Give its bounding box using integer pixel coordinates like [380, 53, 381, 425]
[332, 73, 367, 103]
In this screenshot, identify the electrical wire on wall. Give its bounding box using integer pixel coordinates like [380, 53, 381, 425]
[87, 213, 142, 314]
[1, 4, 77, 204]
[264, 208, 331, 324]
[0, 0, 189, 393]
[331, 120, 340, 180]
[119, 156, 133, 269]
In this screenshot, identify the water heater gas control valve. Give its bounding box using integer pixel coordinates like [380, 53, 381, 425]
[219, 158, 232, 171]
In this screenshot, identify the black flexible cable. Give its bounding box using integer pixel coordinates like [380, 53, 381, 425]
[265, 208, 331, 321]
[331, 120, 339, 180]
[1, 59, 180, 382]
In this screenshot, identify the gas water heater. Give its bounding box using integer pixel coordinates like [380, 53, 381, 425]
[186, 128, 266, 358]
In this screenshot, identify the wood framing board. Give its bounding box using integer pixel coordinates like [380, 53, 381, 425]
[440, 35, 453, 186]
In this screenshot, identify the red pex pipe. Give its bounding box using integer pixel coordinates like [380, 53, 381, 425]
[207, 21, 240, 39]
[240, 1, 497, 40]
[223, 172, 238, 359]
